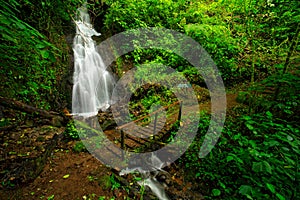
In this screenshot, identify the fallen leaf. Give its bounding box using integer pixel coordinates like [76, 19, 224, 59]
[63, 174, 70, 179]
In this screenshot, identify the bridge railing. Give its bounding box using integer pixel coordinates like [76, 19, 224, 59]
[116, 100, 182, 152]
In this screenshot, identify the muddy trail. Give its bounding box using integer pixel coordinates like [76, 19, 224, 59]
[0, 94, 239, 200]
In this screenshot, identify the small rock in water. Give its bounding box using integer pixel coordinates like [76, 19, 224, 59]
[157, 174, 166, 181]
[165, 178, 171, 186]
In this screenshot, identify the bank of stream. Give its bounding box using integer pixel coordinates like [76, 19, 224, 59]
[0, 93, 239, 200]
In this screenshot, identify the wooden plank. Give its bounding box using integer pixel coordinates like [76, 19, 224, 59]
[116, 101, 180, 130]
[125, 134, 146, 145]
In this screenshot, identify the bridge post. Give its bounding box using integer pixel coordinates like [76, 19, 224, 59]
[178, 101, 182, 122]
[121, 129, 125, 159]
[153, 112, 158, 136]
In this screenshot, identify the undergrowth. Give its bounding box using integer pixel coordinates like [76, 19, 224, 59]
[181, 71, 300, 199]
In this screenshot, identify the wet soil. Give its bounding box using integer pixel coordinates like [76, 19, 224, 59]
[0, 93, 239, 200]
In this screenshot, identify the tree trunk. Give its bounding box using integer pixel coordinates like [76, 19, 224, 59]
[273, 25, 300, 100]
[0, 96, 66, 127]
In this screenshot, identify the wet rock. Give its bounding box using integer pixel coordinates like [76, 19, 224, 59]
[157, 174, 166, 182]
[165, 178, 171, 186]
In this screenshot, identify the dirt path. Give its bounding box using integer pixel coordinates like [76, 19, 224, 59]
[0, 93, 240, 200]
[198, 93, 239, 113]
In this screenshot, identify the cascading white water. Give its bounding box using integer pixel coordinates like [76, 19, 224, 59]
[72, 5, 114, 117]
[72, 4, 169, 200]
[120, 153, 170, 200]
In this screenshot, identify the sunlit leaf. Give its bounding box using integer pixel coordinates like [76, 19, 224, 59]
[275, 193, 286, 200]
[63, 174, 70, 179]
[226, 155, 234, 162]
[246, 123, 254, 131]
[266, 183, 276, 193]
[212, 189, 221, 196]
[41, 50, 50, 59]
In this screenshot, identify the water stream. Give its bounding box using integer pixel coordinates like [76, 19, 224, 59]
[72, 5, 169, 199]
[120, 153, 170, 200]
[72, 5, 114, 117]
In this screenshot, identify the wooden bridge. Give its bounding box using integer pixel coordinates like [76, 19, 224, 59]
[73, 100, 186, 170]
[114, 100, 182, 152]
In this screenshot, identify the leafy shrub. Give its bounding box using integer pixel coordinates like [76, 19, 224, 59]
[73, 141, 87, 152]
[104, 0, 186, 32]
[237, 71, 300, 120]
[184, 23, 240, 82]
[103, 0, 244, 85]
[0, 0, 57, 108]
[0, 0, 82, 110]
[181, 67, 299, 199]
[64, 121, 79, 140]
[182, 112, 299, 199]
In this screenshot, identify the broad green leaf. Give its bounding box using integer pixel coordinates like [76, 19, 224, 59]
[219, 182, 226, 189]
[275, 193, 286, 200]
[263, 161, 272, 174]
[2, 34, 16, 42]
[226, 155, 234, 162]
[264, 140, 280, 147]
[252, 161, 272, 174]
[243, 116, 252, 120]
[249, 140, 256, 148]
[239, 185, 252, 195]
[0, 16, 12, 26]
[48, 52, 56, 62]
[285, 157, 295, 165]
[266, 111, 273, 117]
[286, 135, 293, 141]
[41, 50, 50, 59]
[212, 189, 221, 196]
[246, 123, 254, 131]
[36, 43, 47, 49]
[252, 162, 263, 173]
[266, 183, 276, 193]
[15, 21, 26, 29]
[233, 133, 241, 140]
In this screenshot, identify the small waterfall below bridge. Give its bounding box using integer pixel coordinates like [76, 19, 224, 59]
[72, 5, 115, 117]
[120, 153, 170, 200]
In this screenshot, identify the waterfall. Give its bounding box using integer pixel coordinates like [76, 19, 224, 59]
[72, 5, 115, 117]
[72, 5, 169, 200]
[120, 153, 170, 200]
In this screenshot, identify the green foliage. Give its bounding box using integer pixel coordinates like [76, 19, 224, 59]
[73, 141, 87, 152]
[237, 70, 300, 120]
[128, 65, 179, 119]
[184, 23, 240, 82]
[181, 68, 299, 199]
[222, 0, 299, 45]
[97, 175, 112, 190]
[18, 0, 81, 34]
[64, 121, 79, 140]
[104, 0, 298, 85]
[109, 174, 121, 190]
[0, 118, 10, 127]
[0, 0, 57, 108]
[103, 0, 241, 84]
[104, 0, 186, 32]
[183, 1, 242, 83]
[0, 1, 298, 198]
[47, 194, 55, 200]
[223, 0, 299, 81]
[0, 0, 82, 110]
[182, 112, 299, 199]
